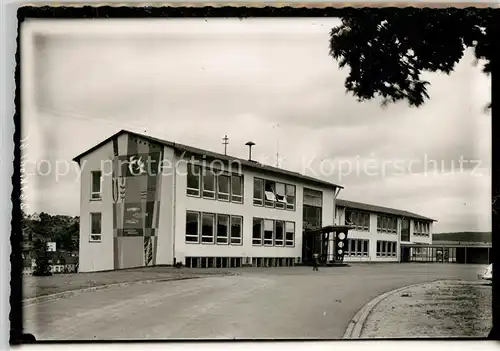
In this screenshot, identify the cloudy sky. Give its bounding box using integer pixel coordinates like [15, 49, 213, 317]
[21, 18, 491, 233]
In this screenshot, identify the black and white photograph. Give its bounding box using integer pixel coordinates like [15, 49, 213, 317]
[13, 6, 495, 342]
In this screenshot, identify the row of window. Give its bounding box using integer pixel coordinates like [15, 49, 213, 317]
[186, 211, 242, 245]
[187, 165, 244, 204]
[252, 218, 295, 247]
[345, 210, 370, 232]
[377, 215, 397, 234]
[414, 221, 431, 236]
[253, 178, 296, 210]
[376, 240, 397, 257]
[345, 239, 369, 257]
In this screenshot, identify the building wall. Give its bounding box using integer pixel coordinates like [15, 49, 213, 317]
[78, 139, 116, 272]
[171, 154, 336, 263]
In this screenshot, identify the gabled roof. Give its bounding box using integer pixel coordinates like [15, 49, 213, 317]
[336, 199, 436, 222]
[73, 129, 343, 190]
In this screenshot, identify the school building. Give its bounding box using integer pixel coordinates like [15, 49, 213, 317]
[73, 129, 436, 272]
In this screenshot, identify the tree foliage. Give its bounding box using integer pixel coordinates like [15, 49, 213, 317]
[329, 8, 494, 107]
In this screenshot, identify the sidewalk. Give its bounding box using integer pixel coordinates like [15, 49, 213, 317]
[23, 267, 236, 299]
[360, 280, 492, 338]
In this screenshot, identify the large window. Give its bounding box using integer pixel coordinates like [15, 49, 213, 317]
[274, 220, 284, 246]
[376, 240, 397, 257]
[401, 219, 410, 241]
[346, 239, 369, 257]
[187, 165, 243, 204]
[186, 165, 201, 196]
[414, 221, 430, 236]
[90, 212, 102, 242]
[217, 174, 230, 201]
[230, 216, 243, 245]
[253, 218, 263, 245]
[231, 175, 243, 203]
[186, 211, 200, 243]
[201, 213, 215, 243]
[216, 214, 230, 244]
[264, 219, 274, 246]
[253, 218, 295, 247]
[285, 222, 295, 247]
[91, 171, 102, 200]
[377, 215, 397, 234]
[345, 210, 370, 231]
[253, 177, 296, 211]
[186, 211, 243, 246]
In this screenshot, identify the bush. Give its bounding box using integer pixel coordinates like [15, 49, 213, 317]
[32, 239, 52, 276]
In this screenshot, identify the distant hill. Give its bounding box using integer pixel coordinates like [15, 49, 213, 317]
[433, 232, 491, 243]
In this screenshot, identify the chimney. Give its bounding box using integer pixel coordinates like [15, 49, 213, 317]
[245, 141, 255, 162]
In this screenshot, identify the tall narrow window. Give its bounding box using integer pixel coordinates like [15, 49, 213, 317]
[392, 242, 397, 257]
[91, 171, 102, 200]
[231, 175, 243, 203]
[186, 164, 201, 196]
[376, 241, 382, 257]
[274, 220, 284, 246]
[264, 180, 276, 207]
[286, 184, 296, 210]
[201, 213, 215, 243]
[230, 216, 242, 245]
[275, 183, 286, 209]
[185, 211, 200, 243]
[202, 170, 216, 199]
[263, 219, 274, 246]
[401, 219, 410, 241]
[285, 221, 295, 247]
[217, 174, 230, 201]
[253, 178, 264, 206]
[216, 214, 229, 244]
[90, 212, 102, 242]
[252, 218, 263, 245]
[363, 240, 369, 256]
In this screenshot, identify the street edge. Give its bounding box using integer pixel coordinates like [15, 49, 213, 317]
[22, 273, 236, 307]
[342, 279, 445, 339]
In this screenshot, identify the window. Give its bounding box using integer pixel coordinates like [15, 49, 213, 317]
[91, 171, 102, 200]
[202, 170, 216, 199]
[303, 188, 323, 207]
[253, 178, 264, 206]
[346, 210, 369, 231]
[186, 211, 200, 243]
[216, 214, 229, 244]
[286, 184, 296, 210]
[346, 239, 369, 257]
[230, 216, 242, 245]
[275, 183, 286, 209]
[90, 213, 102, 241]
[264, 219, 274, 246]
[377, 215, 397, 234]
[264, 180, 276, 207]
[217, 174, 230, 201]
[274, 220, 284, 246]
[401, 219, 410, 241]
[186, 164, 201, 196]
[201, 213, 215, 243]
[253, 218, 263, 245]
[253, 177, 295, 211]
[285, 222, 295, 247]
[231, 175, 243, 203]
[377, 240, 396, 257]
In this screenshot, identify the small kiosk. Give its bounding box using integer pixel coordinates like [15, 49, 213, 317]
[302, 225, 353, 266]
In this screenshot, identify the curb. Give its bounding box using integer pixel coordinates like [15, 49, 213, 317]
[23, 273, 236, 307]
[342, 279, 443, 339]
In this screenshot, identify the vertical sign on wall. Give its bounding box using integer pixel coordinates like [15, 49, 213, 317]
[112, 135, 163, 269]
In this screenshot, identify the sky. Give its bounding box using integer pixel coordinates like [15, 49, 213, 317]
[21, 18, 491, 233]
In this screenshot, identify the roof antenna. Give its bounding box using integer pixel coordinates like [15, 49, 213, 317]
[245, 141, 255, 161]
[222, 135, 229, 155]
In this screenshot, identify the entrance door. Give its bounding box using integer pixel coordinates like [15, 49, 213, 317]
[401, 246, 410, 262]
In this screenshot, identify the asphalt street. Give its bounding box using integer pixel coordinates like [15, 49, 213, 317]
[23, 263, 487, 340]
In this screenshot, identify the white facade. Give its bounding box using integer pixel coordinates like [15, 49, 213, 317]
[336, 205, 433, 262]
[76, 131, 337, 272]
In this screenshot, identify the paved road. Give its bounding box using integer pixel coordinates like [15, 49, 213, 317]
[23, 263, 487, 340]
